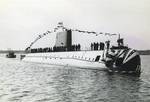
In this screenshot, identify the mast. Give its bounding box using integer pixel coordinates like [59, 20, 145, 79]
[117, 34, 124, 47]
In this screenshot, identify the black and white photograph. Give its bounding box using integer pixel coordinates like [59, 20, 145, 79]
[0, 0, 150, 102]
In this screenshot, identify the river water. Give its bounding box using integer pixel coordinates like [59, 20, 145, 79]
[0, 55, 150, 102]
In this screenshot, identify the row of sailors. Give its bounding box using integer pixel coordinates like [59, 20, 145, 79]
[91, 42, 105, 50]
[30, 44, 81, 53]
[29, 42, 107, 53]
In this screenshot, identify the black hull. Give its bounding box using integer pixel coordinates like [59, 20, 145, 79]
[6, 52, 16, 58]
[6, 55, 16, 58]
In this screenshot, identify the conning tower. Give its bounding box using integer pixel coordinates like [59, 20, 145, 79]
[55, 28, 72, 51]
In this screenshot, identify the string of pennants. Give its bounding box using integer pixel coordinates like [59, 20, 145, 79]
[27, 25, 117, 49]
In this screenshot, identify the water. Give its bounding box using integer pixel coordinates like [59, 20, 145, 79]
[0, 55, 150, 102]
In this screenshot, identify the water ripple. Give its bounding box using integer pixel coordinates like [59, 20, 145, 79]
[0, 56, 149, 102]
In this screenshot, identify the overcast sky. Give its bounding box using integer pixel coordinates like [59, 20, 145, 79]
[0, 0, 150, 50]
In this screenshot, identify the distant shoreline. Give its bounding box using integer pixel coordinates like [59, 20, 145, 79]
[137, 50, 150, 55]
[0, 50, 150, 55]
[0, 50, 25, 54]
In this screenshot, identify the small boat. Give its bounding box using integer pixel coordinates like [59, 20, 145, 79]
[6, 51, 16, 58]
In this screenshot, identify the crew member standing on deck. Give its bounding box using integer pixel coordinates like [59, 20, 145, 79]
[105, 40, 110, 56]
[91, 43, 94, 50]
[106, 40, 110, 50]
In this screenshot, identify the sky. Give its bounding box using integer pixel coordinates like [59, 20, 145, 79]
[0, 0, 150, 50]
